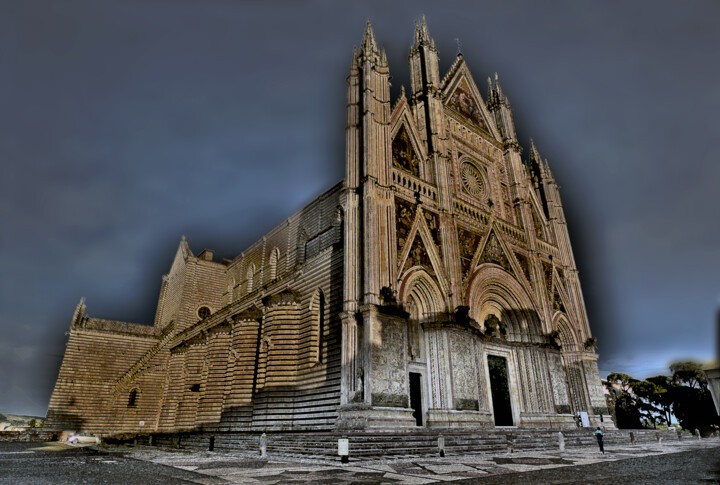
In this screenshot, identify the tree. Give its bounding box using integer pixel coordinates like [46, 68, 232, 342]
[644, 375, 675, 425]
[670, 361, 708, 391]
[605, 361, 720, 433]
[669, 361, 718, 435]
[606, 373, 644, 429]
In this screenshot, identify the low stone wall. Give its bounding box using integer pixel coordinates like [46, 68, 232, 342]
[0, 430, 59, 442]
[98, 427, 704, 459]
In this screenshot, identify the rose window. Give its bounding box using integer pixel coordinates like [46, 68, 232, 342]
[460, 163, 485, 197]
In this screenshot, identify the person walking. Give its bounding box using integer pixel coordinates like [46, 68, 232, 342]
[594, 427, 605, 454]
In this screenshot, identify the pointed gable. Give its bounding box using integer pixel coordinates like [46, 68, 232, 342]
[396, 200, 446, 280]
[457, 226, 482, 279]
[477, 230, 510, 269]
[395, 196, 416, 253]
[447, 78, 490, 131]
[403, 235, 434, 275]
[392, 124, 421, 176]
[390, 90, 427, 178]
[441, 57, 502, 141]
[168, 236, 193, 278]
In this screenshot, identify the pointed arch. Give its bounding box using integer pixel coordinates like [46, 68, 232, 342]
[399, 268, 447, 322]
[246, 263, 256, 293]
[127, 388, 138, 408]
[268, 247, 280, 281]
[226, 276, 235, 305]
[467, 265, 543, 340]
[554, 313, 580, 352]
[310, 289, 326, 363]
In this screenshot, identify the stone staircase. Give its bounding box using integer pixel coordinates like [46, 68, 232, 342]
[129, 427, 689, 459]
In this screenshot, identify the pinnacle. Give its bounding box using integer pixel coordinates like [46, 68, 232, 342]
[361, 19, 378, 55]
[529, 138, 542, 162]
[412, 15, 433, 49]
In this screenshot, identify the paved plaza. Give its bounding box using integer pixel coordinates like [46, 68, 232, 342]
[124, 439, 720, 484]
[1, 438, 718, 484]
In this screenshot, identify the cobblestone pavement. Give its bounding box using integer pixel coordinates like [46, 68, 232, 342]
[121, 438, 720, 484]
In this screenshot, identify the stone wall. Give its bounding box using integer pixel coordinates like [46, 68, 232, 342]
[45, 317, 160, 433]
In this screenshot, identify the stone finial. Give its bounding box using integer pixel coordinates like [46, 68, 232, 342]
[71, 297, 87, 327]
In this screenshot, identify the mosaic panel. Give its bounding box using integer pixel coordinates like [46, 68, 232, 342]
[392, 125, 421, 176]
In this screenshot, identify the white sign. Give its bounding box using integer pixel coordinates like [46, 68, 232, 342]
[580, 411, 590, 428]
[338, 438, 349, 456]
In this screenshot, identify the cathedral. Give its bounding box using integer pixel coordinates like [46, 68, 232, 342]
[46, 19, 610, 434]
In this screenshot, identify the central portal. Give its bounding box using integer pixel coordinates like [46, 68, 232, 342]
[488, 355, 513, 426]
[409, 372, 423, 426]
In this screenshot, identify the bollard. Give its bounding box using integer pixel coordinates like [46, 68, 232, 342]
[630, 432, 636, 445]
[438, 436, 445, 457]
[558, 431, 565, 451]
[695, 429, 702, 441]
[260, 433, 267, 458]
[338, 438, 349, 463]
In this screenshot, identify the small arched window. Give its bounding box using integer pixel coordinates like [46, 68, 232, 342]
[247, 264, 255, 293]
[311, 289, 325, 363]
[128, 389, 138, 408]
[269, 248, 280, 281]
[227, 277, 235, 305]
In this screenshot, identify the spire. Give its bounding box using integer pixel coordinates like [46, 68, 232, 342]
[487, 76, 497, 106]
[487, 73, 508, 110]
[419, 15, 431, 43]
[412, 15, 434, 50]
[529, 138, 542, 163]
[543, 158, 556, 183]
[361, 19, 378, 56]
[494, 72, 505, 99]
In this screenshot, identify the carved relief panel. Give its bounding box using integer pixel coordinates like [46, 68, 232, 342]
[370, 318, 409, 407]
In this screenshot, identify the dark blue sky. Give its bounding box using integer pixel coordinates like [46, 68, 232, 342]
[2, 0, 718, 416]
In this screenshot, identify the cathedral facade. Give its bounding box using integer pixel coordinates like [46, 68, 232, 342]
[46, 20, 610, 434]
